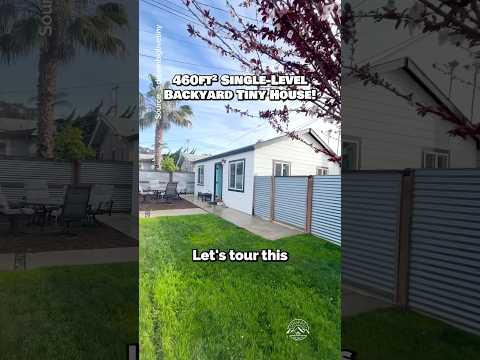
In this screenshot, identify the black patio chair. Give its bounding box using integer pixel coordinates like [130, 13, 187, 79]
[87, 184, 114, 224]
[164, 182, 180, 201]
[60, 185, 91, 235]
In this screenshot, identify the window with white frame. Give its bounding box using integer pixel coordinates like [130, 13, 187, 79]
[228, 159, 245, 191]
[423, 150, 449, 168]
[197, 165, 205, 185]
[342, 138, 360, 170]
[273, 161, 290, 176]
[316, 167, 328, 175]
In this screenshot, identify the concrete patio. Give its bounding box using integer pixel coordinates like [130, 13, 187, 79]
[183, 195, 302, 240]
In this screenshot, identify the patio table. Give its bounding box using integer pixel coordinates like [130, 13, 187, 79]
[24, 202, 63, 226]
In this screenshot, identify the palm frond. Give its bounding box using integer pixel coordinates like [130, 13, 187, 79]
[0, 16, 40, 64]
[67, 9, 127, 57]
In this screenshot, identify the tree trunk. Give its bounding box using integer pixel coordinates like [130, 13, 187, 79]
[36, 2, 62, 159]
[154, 122, 164, 169]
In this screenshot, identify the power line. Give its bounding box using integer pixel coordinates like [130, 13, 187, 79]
[140, 29, 212, 51]
[195, 0, 259, 22]
[141, 0, 203, 27]
[0, 80, 136, 95]
[140, 53, 243, 73]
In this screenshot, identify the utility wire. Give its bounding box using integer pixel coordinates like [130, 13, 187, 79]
[140, 53, 243, 73]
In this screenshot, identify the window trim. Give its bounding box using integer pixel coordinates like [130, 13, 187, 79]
[422, 148, 450, 168]
[316, 166, 329, 176]
[342, 136, 361, 171]
[272, 160, 291, 177]
[197, 165, 205, 185]
[228, 158, 245, 192]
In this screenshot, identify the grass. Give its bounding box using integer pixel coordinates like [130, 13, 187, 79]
[0, 263, 138, 360]
[140, 214, 340, 360]
[342, 308, 480, 360]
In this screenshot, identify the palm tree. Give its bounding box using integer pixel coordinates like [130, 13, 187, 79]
[0, 1, 128, 158]
[140, 75, 193, 169]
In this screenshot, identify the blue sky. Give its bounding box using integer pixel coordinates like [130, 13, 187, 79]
[139, 0, 340, 156]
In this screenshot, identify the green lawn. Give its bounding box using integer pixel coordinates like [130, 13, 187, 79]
[0, 263, 138, 360]
[342, 308, 480, 360]
[140, 214, 340, 360]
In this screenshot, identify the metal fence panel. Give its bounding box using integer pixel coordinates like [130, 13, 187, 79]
[311, 176, 341, 245]
[409, 169, 480, 335]
[253, 176, 272, 220]
[342, 172, 402, 300]
[0, 158, 73, 202]
[80, 161, 133, 212]
[274, 176, 308, 230]
[140, 171, 195, 194]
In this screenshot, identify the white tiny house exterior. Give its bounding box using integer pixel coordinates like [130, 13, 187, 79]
[193, 128, 339, 215]
[343, 57, 479, 170]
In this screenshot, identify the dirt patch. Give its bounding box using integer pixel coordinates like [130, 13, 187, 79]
[0, 221, 138, 254]
[139, 198, 198, 211]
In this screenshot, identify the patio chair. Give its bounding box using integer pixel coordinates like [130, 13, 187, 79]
[24, 179, 50, 226]
[164, 182, 180, 201]
[0, 185, 34, 234]
[139, 183, 154, 202]
[60, 185, 91, 235]
[87, 184, 114, 223]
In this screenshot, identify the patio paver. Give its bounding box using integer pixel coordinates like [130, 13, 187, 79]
[26, 247, 138, 269]
[184, 195, 302, 240]
[97, 214, 138, 240]
[139, 208, 207, 218]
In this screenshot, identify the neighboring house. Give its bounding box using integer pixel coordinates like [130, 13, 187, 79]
[343, 57, 479, 170]
[0, 118, 37, 157]
[139, 153, 154, 170]
[193, 128, 340, 215]
[0, 102, 38, 157]
[180, 153, 208, 172]
[89, 113, 138, 161]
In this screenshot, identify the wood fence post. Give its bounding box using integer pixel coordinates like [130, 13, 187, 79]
[270, 176, 275, 221]
[305, 176, 313, 233]
[73, 160, 81, 185]
[395, 168, 415, 308]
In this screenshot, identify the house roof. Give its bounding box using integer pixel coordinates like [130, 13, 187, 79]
[0, 117, 37, 132]
[193, 128, 334, 164]
[345, 57, 468, 122]
[89, 113, 138, 146]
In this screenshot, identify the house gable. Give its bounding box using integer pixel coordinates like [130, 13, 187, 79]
[343, 58, 478, 169]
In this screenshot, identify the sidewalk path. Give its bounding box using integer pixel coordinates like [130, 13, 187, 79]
[184, 196, 302, 240]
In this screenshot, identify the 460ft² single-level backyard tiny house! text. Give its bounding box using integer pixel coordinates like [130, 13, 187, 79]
[193, 128, 340, 214]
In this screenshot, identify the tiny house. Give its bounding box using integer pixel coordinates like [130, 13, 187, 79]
[193, 128, 339, 214]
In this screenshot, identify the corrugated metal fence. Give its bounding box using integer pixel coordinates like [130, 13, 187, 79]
[312, 176, 341, 246]
[253, 175, 341, 246]
[408, 169, 480, 335]
[343, 168, 480, 336]
[253, 176, 272, 220]
[274, 177, 308, 229]
[0, 157, 133, 212]
[342, 172, 402, 300]
[140, 170, 195, 194]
